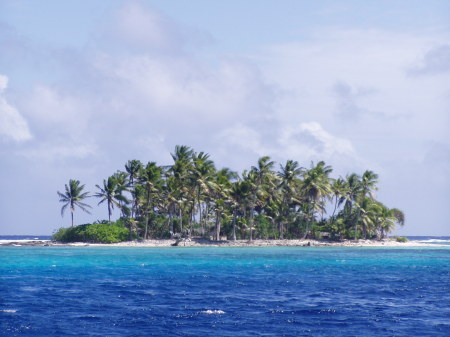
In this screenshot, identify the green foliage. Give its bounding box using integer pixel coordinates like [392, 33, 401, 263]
[52, 225, 88, 242]
[394, 236, 409, 243]
[52, 222, 129, 243]
[56, 145, 406, 241]
[57, 179, 92, 226]
[254, 214, 277, 239]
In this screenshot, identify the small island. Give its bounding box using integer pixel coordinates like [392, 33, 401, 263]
[54, 145, 405, 245]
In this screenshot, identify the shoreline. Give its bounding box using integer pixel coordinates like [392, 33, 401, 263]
[1, 238, 447, 248]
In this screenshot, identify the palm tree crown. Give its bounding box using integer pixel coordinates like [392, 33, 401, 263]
[57, 179, 91, 227]
[95, 176, 129, 223]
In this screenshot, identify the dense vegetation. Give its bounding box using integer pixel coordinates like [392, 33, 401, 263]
[56, 145, 404, 242]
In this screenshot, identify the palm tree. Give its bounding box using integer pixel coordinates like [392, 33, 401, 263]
[112, 171, 131, 217]
[277, 160, 303, 238]
[301, 161, 332, 239]
[161, 174, 180, 235]
[355, 170, 378, 239]
[57, 179, 92, 227]
[341, 173, 362, 238]
[170, 145, 194, 236]
[330, 177, 348, 218]
[211, 168, 236, 240]
[137, 162, 163, 239]
[125, 159, 143, 218]
[375, 203, 405, 239]
[248, 156, 275, 241]
[191, 152, 216, 235]
[95, 176, 128, 224]
[229, 181, 243, 241]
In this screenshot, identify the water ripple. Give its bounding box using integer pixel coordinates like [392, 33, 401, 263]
[1, 246, 449, 336]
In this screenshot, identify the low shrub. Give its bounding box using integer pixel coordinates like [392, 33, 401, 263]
[395, 236, 409, 243]
[84, 222, 129, 243]
[52, 225, 88, 242]
[52, 222, 129, 243]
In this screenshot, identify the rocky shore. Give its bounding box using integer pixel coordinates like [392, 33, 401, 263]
[0, 238, 444, 247]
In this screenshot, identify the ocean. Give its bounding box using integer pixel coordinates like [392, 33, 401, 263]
[1, 245, 449, 336]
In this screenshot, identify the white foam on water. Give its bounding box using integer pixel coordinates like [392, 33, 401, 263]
[200, 310, 225, 315]
[417, 239, 450, 244]
[0, 239, 50, 244]
[1, 309, 17, 313]
[21, 286, 40, 292]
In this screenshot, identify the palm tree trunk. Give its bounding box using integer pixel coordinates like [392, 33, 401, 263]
[242, 207, 247, 239]
[354, 209, 361, 240]
[232, 208, 237, 241]
[249, 206, 254, 241]
[179, 207, 183, 233]
[215, 210, 221, 241]
[197, 189, 203, 236]
[128, 219, 133, 241]
[144, 215, 149, 240]
[278, 220, 283, 239]
[302, 202, 314, 240]
[169, 205, 174, 235]
[279, 195, 286, 239]
[187, 201, 194, 236]
[71, 211, 74, 227]
[144, 191, 151, 239]
[331, 197, 339, 218]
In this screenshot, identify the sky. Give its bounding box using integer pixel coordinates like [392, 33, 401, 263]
[0, 0, 449, 235]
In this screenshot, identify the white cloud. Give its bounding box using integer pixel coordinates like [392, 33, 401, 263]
[19, 142, 97, 161]
[255, 27, 450, 150]
[0, 74, 32, 142]
[277, 122, 356, 161]
[217, 124, 266, 155]
[91, 53, 274, 127]
[216, 121, 357, 171]
[23, 85, 90, 133]
[409, 44, 450, 75]
[0, 75, 7, 92]
[113, 0, 182, 53]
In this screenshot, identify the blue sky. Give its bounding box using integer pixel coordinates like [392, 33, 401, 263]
[1, 0, 449, 235]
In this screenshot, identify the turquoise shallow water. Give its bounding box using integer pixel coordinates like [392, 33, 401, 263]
[1, 246, 450, 336]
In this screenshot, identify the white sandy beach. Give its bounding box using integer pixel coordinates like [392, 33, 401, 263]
[1, 238, 446, 247]
[58, 238, 446, 248]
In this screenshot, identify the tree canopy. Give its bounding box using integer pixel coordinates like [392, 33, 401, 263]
[57, 146, 405, 241]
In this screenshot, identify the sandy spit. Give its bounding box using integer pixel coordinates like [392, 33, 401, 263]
[52, 238, 446, 248]
[0, 238, 446, 247]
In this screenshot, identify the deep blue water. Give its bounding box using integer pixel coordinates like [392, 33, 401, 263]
[1, 247, 449, 336]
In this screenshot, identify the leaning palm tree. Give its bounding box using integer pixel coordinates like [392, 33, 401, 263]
[374, 203, 405, 239]
[57, 179, 92, 227]
[354, 170, 378, 239]
[330, 177, 348, 218]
